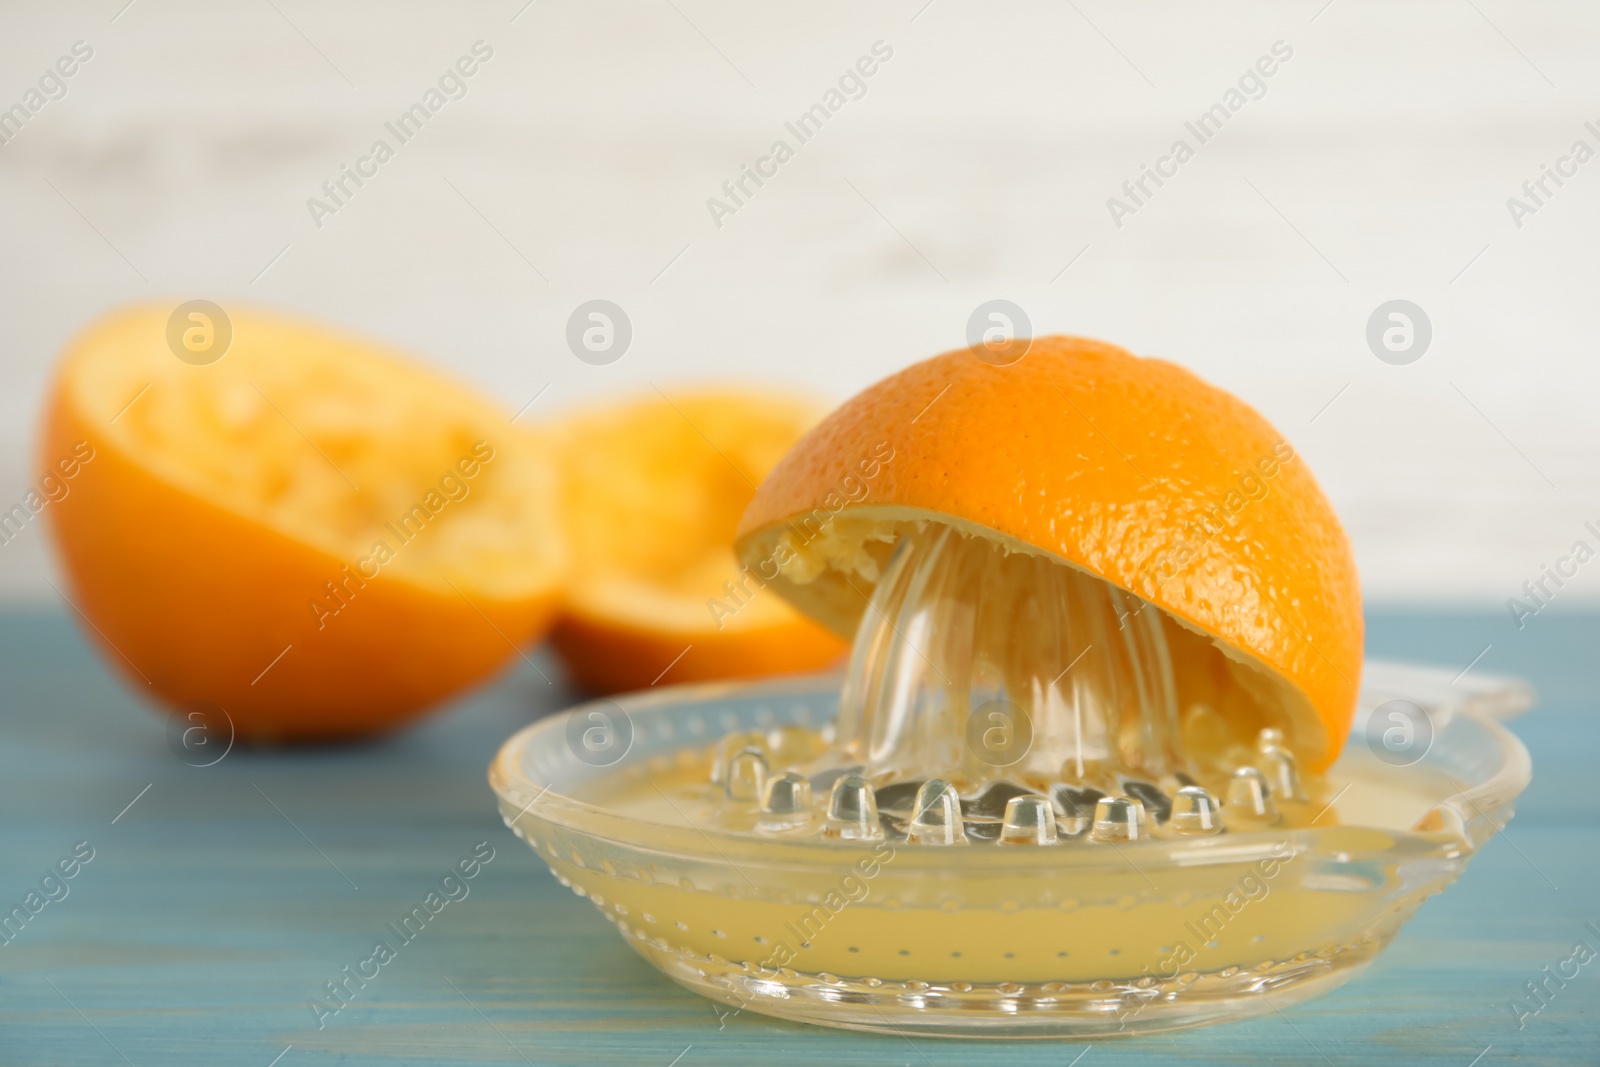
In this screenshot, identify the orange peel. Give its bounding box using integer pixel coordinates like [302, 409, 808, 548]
[736, 336, 1362, 771]
[39, 303, 565, 742]
[549, 390, 847, 693]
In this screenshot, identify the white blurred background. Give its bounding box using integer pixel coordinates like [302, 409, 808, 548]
[2, 0, 1597, 607]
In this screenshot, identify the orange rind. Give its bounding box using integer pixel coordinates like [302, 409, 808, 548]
[736, 336, 1362, 770]
[39, 303, 565, 742]
[549, 390, 847, 693]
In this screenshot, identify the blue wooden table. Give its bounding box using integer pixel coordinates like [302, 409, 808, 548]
[2, 607, 1595, 1066]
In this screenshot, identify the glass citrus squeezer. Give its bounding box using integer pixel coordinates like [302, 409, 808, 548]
[490, 337, 1533, 1038]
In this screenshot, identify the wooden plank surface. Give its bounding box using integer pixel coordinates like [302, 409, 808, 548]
[1, 607, 1595, 1065]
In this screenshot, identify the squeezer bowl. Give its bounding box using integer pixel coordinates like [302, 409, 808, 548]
[489, 660, 1531, 1038]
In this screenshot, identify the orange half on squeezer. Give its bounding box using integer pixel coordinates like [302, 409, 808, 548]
[492, 336, 1532, 1037]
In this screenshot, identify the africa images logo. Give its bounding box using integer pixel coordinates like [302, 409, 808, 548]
[705, 41, 894, 229]
[305, 41, 494, 228]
